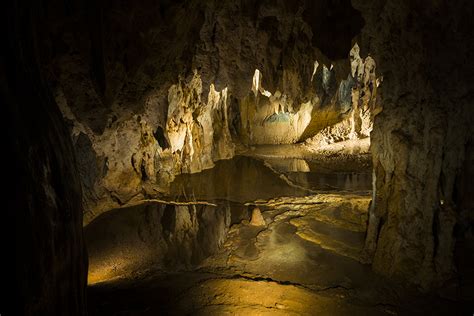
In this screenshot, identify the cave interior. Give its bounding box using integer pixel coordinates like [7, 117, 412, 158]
[6, 0, 474, 315]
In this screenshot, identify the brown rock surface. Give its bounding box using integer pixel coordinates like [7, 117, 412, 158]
[354, 0, 474, 288]
[250, 207, 266, 226]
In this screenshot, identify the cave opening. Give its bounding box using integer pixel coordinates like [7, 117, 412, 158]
[7, 0, 474, 315]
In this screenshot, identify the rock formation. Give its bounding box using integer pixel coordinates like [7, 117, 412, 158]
[239, 43, 379, 146]
[41, 0, 474, 290]
[305, 44, 380, 148]
[47, 0, 378, 223]
[250, 207, 266, 226]
[354, 0, 474, 289]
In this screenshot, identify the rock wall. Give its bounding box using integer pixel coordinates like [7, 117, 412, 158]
[59, 71, 236, 224]
[5, 0, 87, 314]
[304, 43, 380, 148]
[165, 73, 235, 174]
[354, 0, 474, 289]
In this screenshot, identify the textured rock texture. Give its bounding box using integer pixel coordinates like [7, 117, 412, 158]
[354, 0, 474, 289]
[305, 44, 380, 148]
[240, 43, 379, 145]
[250, 207, 266, 226]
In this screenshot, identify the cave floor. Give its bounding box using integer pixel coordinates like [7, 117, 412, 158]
[87, 153, 471, 315]
[88, 198, 462, 315]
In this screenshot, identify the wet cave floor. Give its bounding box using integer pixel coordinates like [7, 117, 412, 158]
[86, 150, 473, 315]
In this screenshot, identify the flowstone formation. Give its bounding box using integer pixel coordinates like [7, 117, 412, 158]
[240, 44, 379, 145]
[166, 74, 235, 175]
[60, 72, 236, 224]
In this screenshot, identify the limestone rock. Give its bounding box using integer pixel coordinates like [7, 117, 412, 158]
[250, 207, 266, 226]
[305, 44, 380, 148]
[46, 1, 377, 223]
[353, 0, 474, 289]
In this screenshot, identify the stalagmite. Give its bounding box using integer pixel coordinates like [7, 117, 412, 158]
[250, 207, 266, 226]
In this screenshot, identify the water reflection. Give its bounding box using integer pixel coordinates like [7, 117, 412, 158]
[86, 155, 372, 284]
[169, 156, 310, 202]
[85, 202, 231, 284]
[169, 156, 371, 203]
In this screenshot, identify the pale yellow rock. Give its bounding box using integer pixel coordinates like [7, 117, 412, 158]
[250, 207, 266, 226]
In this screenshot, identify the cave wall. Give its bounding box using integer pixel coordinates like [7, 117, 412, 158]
[4, 0, 87, 314]
[43, 0, 375, 221]
[354, 0, 474, 289]
[239, 45, 379, 145]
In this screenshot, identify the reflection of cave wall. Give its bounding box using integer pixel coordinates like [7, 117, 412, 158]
[86, 203, 231, 284]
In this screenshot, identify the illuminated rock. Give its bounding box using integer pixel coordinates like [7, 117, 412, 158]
[250, 207, 266, 226]
[51, 2, 379, 223]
